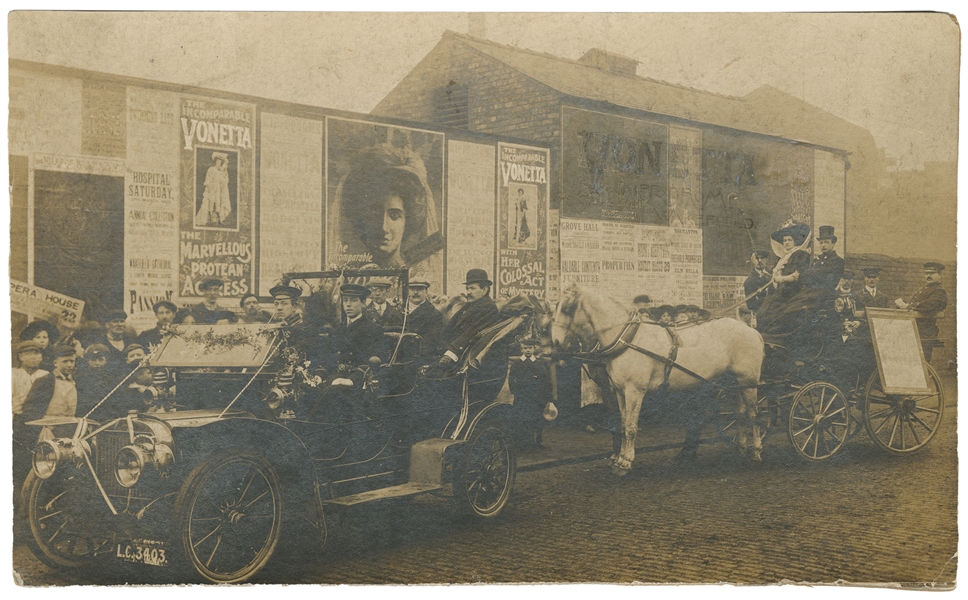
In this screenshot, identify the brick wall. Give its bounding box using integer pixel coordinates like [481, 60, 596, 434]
[846, 253, 956, 373]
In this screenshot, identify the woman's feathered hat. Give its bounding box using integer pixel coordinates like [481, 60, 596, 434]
[770, 219, 811, 246]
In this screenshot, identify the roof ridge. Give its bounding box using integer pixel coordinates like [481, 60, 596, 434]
[441, 29, 744, 102]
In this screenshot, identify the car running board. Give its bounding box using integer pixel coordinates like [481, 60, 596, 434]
[322, 482, 443, 506]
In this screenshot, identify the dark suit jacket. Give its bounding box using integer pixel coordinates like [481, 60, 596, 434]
[439, 295, 500, 357]
[910, 282, 948, 338]
[744, 268, 773, 312]
[365, 302, 404, 327]
[405, 300, 444, 355]
[508, 357, 553, 409]
[332, 316, 388, 368]
[801, 251, 845, 294]
[857, 287, 891, 310]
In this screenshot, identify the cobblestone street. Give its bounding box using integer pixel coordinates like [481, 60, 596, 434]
[14, 375, 957, 587]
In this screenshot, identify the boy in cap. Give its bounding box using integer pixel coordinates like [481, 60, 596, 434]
[190, 276, 224, 323]
[858, 268, 891, 310]
[508, 337, 554, 449]
[896, 262, 948, 361]
[364, 278, 403, 327]
[138, 300, 178, 351]
[12, 341, 48, 418]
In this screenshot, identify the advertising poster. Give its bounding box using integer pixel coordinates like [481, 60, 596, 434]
[327, 118, 445, 285]
[125, 86, 180, 330]
[446, 140, 496, 296]
[497, 143, 549, 299]
[561, 107, 669, 225]
[670, 228, 704, 305]
[559, 218, 602, 288]
[633, 225, 672, 301]
[668, 125, 702, 228]
[178, 96, 255, 299]
[259, 112, 324, 295]
[546, 209, 560, 303]
[703, 275, 747, 312]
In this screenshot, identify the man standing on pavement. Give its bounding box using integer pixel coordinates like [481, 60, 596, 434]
[801, 226, 845, 299]
[190, 276, 224, 323]
[403, 278, 443, 359]
[896, 262, 948, 362]
[437, 269, 501, 367]
[240, 293, 272, 323]
[365, 278, 403, 327]
[858, 268, 891, 310]
[744, 250, 774, 314]
[138, 300, 177, 351]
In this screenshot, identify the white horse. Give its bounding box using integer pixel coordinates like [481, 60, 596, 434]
[552, 284, 765, 475]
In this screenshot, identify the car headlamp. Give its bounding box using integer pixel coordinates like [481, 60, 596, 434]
[115, 438, 174, 488]
[32, 438, 91, 479]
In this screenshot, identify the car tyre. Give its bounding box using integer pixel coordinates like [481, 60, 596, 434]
[454, 420, 516, 518]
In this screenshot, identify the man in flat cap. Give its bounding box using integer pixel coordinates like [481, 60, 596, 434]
[857, 268, 891, 310]
[404, 279, 443, 360]
[138, 300, 178, 351]
[896, 262, 948, 362]
[190, 276, 224, 323]
[801, 225, 845, 298]
[364, 277, 404, 327]
[744, 250, 774, 315]
[437, 269, 501, 366]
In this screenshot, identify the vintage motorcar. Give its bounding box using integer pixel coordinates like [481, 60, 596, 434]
[20, 270, 523, 583]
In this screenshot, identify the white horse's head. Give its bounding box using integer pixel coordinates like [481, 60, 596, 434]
[552, 284, 596, 350]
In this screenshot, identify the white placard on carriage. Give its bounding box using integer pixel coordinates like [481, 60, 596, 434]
[865, 308, 931, 395]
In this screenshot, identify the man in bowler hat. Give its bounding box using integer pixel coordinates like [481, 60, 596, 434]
[896, 262, 948, 362]
[857, 268, 891, 310]
[437, 269, 501, 365]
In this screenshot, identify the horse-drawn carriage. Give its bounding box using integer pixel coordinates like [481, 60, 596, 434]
[20, 269, 527, 584]
[551, 285, 946, 473]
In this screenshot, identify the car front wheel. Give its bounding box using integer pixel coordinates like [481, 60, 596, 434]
[175, 449, 284, 583]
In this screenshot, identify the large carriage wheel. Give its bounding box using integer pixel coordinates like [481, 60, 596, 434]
[864, 365, 945, 454]
[176, 449, 284, 583]
[455, 420, 516, 518]
[23, 469, 108, 569]
[788, 382, 851, 461]
[715, 389, 774, 446]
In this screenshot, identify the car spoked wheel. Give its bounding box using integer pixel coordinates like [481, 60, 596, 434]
[177, 450, 283, 583]
[455, 421, 516, 518]
[24, 470, 108, 569]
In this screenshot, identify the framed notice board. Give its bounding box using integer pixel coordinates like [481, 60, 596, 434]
[865, 308, 931, 394]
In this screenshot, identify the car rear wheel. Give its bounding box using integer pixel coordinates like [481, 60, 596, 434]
[176, 449, 284, 583]
[24, 469, 108, 569]
[454, 420, 516, 518]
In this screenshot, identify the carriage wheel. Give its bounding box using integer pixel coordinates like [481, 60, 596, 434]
[24, 470, 109, 569]
[715, 390, 773, 446]
[788, 382, 850, 461]
[176, 450, 284, 583]
[455, 420, 516, 518]
[863, 366, 945, 454]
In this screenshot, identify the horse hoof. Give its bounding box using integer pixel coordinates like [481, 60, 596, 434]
[748, 448, 763, 462]
[611, 465, 631, 477]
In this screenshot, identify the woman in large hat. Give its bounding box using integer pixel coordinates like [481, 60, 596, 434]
[756, 220, 814, 336]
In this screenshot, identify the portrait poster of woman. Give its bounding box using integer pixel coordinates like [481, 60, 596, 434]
[194, 148, 238, 231]
[507, 184, 538, 251]
[327, 119, 444, 283]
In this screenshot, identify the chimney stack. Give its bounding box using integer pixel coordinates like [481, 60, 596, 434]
[577, 48, 639, 77]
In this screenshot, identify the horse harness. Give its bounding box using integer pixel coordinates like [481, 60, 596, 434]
[564, 315, 712, 389]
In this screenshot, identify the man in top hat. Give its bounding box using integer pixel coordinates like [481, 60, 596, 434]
[744, 250, 774, 314]
[138, 300, 178, 351]
[190, 276, 224, 323]
[896, 262, 948, 361]
[801, 225, 845, 296]
[404, 278, 443, 359]
[88, 309, 138, 368]
[438, 269, 501, 365]
[857, 268, 891, 310]
[364, 278, 404, 327]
